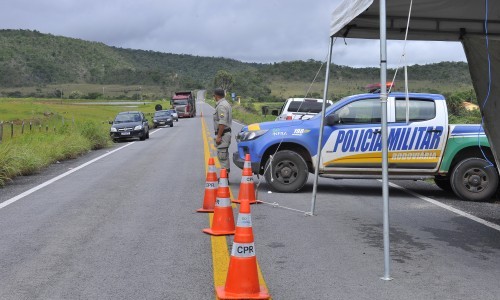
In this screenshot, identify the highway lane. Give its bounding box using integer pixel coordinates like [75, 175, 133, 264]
[0, 93, 499, 299]
[0, 120, 212, 299]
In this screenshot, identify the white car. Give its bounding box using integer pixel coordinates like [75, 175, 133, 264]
[273, 98, 333, 121]
[168, 109, 179, 122]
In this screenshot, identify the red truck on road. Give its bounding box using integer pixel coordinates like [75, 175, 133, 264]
[171, 91, 196, 118]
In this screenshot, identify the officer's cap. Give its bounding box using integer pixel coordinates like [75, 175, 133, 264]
[214, 88, 225, 97]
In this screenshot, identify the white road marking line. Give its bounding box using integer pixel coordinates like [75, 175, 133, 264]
[386, 181, 500, 232]
[0, 142, 136, 211]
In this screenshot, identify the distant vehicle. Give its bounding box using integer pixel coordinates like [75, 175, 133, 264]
[273, 98, 333, 121]
[153, 110, 174, 128]
[168, 109, 179, 122]
[109, 111, 150, 141]
[171, 91, 196, 118]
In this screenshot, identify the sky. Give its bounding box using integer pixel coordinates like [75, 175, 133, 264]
[0, 0, 467, 67]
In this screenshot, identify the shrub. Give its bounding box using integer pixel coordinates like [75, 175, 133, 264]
[78, 121, 111, 149]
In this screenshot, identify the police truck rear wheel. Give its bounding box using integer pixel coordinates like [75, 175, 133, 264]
[450, 158, 498, 202]
[264, 150, 308, 193]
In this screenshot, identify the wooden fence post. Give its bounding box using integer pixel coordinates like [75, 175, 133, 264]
[22, 121, 25, 134]
[0, 121, 3, 143]
[10, 122, 13, 138]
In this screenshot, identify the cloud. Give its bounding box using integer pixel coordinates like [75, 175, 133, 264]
[0, 0, 467, 66]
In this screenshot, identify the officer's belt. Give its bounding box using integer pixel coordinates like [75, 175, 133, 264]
[215, 128, 231, 135]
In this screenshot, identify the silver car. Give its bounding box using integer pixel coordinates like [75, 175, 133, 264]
[168, 109, 179, 122]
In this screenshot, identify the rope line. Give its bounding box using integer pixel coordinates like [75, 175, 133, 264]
[258, 200, 311, 215]
[257, 41, 336, 186]
[388, 0, 413, 94]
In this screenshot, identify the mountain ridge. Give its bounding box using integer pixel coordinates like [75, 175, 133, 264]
[0, 29, 471, 92]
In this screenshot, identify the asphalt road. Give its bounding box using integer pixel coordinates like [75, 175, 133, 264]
[0, 92, 499, 299]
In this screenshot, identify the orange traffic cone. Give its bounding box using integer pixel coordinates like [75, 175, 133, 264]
[203, 169, 235, 236]
[233, 154, 259, 204]
[216, 199, 270, 299]
[197, 157, 218, 213]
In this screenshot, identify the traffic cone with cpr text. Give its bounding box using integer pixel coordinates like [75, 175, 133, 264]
[202, 169, 235, 236]
[216, 199, 270, 299]
[197, 157, 218, 213]
[233, 154, 259, 204]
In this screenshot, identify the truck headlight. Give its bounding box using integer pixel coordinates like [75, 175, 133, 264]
[239, 130, 268, 142]
[110, 127, 117, 132]
[134, 125, 143, 130]
[153, 119, 157, 122]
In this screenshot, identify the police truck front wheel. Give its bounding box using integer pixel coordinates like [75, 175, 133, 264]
[450, 158, 499, 202]
[264, 150, 308, 193]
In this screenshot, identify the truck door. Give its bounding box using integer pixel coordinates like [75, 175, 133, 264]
[389, 98, 448, 173]
[320, 97, 447, 174]
[320, 97, 384, 170]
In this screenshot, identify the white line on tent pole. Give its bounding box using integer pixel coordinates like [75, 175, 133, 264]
[309, 36, 334, 216]
[380, 0, 392, 281]
[405, 62, 410, 124]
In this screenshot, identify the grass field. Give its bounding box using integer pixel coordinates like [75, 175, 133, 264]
[0, 98, 165, 186]
[269, 80, 474, 100]
[0, 78, 475, 103]
[0, 84, 173, 100]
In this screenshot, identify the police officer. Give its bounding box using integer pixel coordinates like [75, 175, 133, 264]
[213, 88, 232, 177]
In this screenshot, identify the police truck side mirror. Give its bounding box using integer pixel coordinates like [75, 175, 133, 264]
[271, 110, 279, 116]
[325, 114, 340, 126]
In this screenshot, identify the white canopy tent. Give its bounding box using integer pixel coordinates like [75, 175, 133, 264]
[330, 0, 500, 172]
[312, 0, 500, 280]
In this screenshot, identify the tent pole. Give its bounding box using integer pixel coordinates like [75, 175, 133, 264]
[309, 36, 334, 216]
[380, 0, 392, 281]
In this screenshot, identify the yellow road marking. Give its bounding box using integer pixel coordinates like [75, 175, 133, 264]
[201, 117, 230, 293]
[201, 116, 269, 298]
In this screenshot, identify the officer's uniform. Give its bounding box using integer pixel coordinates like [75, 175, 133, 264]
[213, 97, 232, 172]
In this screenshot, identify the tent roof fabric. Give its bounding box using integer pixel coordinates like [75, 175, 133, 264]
[330, 0, 500, 40]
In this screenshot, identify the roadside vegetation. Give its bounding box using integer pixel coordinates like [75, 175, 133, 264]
[0, 98, 160, 186]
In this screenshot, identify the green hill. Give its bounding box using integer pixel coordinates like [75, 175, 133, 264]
[0, 29, 473, 100]
[0, 29, 259, 88]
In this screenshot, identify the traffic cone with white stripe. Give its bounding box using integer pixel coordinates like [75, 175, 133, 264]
[233, 154, 259, 204]
[216, 199, 270, 299]
[197, 157, 218, 213]
[203, 169, 235, 236]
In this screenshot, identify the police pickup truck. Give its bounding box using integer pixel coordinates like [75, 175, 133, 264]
[233, 93, 498, 202]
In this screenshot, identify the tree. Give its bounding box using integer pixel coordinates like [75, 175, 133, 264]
[214, 70, 234, 92]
